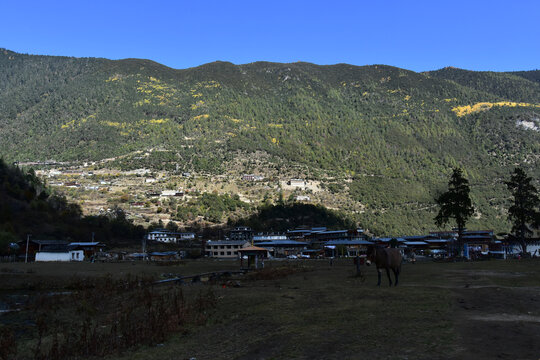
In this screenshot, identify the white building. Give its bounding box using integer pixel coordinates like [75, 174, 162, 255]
[146, 230, 196, 243]
[253, 233, 288, 243]
[288, 179, 306, 188]
[35, 250, 84, 262]
[146, 230, 178, 243]
[160, 190, 183, 197]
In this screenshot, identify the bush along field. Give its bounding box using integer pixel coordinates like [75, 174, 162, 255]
[0, 273, 218, 360]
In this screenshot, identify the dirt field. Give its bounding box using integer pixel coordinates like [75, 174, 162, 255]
[1, 258, 540, 359]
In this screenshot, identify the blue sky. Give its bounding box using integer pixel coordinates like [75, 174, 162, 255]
[1, 0, 539, 72]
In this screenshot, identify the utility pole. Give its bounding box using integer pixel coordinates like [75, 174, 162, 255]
[142, 235, 147, 260]
[25, 234, 31, 263]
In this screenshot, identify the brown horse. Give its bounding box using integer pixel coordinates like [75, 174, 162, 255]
[366, 246, 402, 286]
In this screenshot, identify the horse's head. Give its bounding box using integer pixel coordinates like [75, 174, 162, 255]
[366, 246, 376, 266]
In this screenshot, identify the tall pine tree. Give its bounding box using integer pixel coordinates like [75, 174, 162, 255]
[506, 167, 540, 254]
[435, 168, 475, 256]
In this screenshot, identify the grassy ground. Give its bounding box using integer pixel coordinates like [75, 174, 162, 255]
[1, 258, 540, 359]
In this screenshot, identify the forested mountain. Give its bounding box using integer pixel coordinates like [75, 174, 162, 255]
[1, 49, 539, 234]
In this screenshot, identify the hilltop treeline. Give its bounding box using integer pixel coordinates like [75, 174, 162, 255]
[0, 159, 145, 251]
[231, 202, 356, 232]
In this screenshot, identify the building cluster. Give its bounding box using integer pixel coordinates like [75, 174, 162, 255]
[14, 238, 188, 262]
[11, 226, 538, 263]
[205, 227, 536, 260]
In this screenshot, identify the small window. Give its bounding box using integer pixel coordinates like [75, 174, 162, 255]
[227, 251, 231, 255]
[233, 251, 238, 255]
[220, 251, 225, 256]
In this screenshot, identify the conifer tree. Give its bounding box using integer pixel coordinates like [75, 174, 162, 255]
[505, 167, 540, 254]
[434, 168, 474, 255]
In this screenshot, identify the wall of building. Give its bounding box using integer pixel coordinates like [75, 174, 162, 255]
[35, 250, 84, 262]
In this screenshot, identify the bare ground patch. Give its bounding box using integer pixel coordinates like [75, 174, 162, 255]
[451, 285, 540, 359]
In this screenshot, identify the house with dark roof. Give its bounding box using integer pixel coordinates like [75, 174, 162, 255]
[18, 239, 70, 261]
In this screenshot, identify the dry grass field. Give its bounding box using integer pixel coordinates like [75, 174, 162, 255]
[1, 258, 540, 359]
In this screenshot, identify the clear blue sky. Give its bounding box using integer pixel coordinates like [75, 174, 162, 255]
[1, 0, 539, 72]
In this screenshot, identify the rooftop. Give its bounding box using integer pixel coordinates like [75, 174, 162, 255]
[206, 240, 249, 246]
[324, 239, 373, 246]
[256, 240, 307, 247]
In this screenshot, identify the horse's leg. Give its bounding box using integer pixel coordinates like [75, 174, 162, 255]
[393, 267, 399, 286]
[386, 268, 392, 286]
[377, 268, 381, 286]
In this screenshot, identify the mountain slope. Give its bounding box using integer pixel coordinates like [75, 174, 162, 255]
[1, 49, 539, 235]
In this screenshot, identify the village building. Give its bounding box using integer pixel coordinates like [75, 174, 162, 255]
[238, 245, 268, 269]
[287, 228, 316, 241]
[323, 239, 373, 257]
[462, 230, 494, 258]
[288, 179, 306, 188]
[242, 174, 264, 181]
[146, 229, 195, 243]
[160, 190, 184, 197]
[68, 242, 106, 258]
[18, 239, 70, 261]
[205, 240, 250, 258]
[256, 240, 307, 257]
[178, 232, 195, 241]
[146, 230, 177, 243]
[228, 227, 254, 243]
[18, 239, 105, 262]
[304, 228, 367, 247]
[252, 233, 288, 243]
[35, 249, 84, 262]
